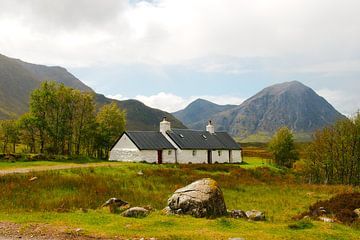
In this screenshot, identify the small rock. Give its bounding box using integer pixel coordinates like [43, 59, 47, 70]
[101, 198, 128, 213]
[245, 210, 265, 221]
[319, 217, 335, 223]
[29, 176, 38, 181]
[162, 206, 174, 215]
[137, 170, 144, 176]
[312, 206, 330, 216]
[122, 207, 149, 218]
[230, 210, 247, 219]
[354, 208, 360, 218]
[75, 228, 82, 233]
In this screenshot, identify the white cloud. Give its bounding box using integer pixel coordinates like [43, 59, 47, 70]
[106, 94, 129, 101]
[316, 89, 360, 116]
[132, 92, 244, 112]
[1, 0, 360, 67]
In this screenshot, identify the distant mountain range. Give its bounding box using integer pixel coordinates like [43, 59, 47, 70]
[174, 81, 345, 141]
[0, 53, 185, 130]
[0, 53, 345, 141]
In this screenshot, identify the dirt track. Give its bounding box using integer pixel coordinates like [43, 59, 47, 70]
[0, 162, 121, 176]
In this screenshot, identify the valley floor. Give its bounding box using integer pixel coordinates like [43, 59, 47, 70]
[0, 158, 359, 239]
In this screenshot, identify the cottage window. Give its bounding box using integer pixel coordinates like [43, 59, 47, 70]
[168, 150, 172, 155]
[192, 150, 197, 156]
[218, 150, 222, 156]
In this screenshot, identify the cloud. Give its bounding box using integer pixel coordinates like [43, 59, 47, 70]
[106, 94, 129, 101]
[131, 92, 244, 112]
[1, 0, 360, 67]
[316, 89, 360, 116]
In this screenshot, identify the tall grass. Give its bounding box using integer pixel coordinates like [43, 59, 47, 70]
[0, 163, 357, 222]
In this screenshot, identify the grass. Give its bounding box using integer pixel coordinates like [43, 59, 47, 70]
[1, 211, 359, 240]
[0, 162, 359, 239]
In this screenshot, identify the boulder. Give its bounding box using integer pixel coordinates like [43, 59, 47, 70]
[122, 207, 149, 218]
[230, 210, 247, 219]
[167, 178, 227, 218]
[245, 210, 265, 221]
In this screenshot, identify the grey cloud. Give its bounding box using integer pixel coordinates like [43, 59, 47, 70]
[1, 0, 128, 30]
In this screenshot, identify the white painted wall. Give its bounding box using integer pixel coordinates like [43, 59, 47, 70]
[176, 149, 208, 164]
[211, 150, 229, 163]
[162, 149, 176, 163]
[109, 133, 176, 163]
[231, 150, 242, 163]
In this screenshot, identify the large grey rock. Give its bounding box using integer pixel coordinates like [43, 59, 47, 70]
[122, 207, 149, 218]
[245, 210, 265, 221]
[167, 178, 227, 218]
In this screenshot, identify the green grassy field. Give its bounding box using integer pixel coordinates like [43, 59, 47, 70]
[0, 159, 359, 239]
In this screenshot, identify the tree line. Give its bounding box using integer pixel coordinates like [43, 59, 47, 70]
[304, 113, 360, 185]
[268, 113, 360, 186]
[0, 81, 126, 158]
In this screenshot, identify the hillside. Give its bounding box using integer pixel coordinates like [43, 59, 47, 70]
[176, 81, 345, 141]
[96, 94, 186, 130]
[173, 98, 236, 130]
[0, 53, 185, 130]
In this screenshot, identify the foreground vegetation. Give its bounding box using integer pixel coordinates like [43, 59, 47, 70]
[0, 161, 359, 239]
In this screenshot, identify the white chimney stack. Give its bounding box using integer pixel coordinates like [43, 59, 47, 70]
[206, 120, 215, 134]
[160, 116, 171, 133]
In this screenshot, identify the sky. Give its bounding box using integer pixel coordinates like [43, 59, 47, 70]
[0, 0, 359, 115]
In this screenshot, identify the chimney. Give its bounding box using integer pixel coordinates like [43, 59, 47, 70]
[160, 116, 171, 133]
[206, 120, 215, 134]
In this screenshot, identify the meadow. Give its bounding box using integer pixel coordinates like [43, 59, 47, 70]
[0, 156, 359, 239]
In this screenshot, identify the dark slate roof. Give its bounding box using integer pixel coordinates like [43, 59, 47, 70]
[126, 131, 176, 150]
[166, 129, 241, 150]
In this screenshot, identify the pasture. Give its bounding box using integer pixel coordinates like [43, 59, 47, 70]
[0, 157, 359, 239]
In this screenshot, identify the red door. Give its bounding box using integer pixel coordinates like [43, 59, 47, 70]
[157, 150, 163, 164]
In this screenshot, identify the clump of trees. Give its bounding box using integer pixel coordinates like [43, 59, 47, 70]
[0, 81, 126, 158]
[268, 127, 299, 168]
[304, 113, 360, 185]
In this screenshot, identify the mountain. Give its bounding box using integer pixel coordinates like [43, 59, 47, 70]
[173, 99, 236, 130]
[0, 53, 186, 130]
[96, 94, 185, 130]
[0, 53, 93, 119]
[213, 81, 345, 141]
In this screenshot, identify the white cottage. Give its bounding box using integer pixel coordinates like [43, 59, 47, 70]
[109, 118, 242, 164]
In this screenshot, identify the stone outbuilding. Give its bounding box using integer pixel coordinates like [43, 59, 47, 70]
[109, 118, 242, 164]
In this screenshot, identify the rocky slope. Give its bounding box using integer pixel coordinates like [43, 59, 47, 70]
[176, 81, 345, 140]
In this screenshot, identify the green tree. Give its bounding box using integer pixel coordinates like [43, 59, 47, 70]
[18, 113, 38, 153]
[95, 102, 126, 158]
[0, 120, 19, 153]
[268, 127, 299, 168]
[304, 113, 360, 185]
[29, 81, 57, 153]
[71, 91, 96, 155]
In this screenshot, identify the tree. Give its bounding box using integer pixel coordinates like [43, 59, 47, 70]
[95, 102, 126, 158]
[268, 127, 299, 168]
[0, 120, 19, 153]
[18, 113, 38, 153]
[304, 113, 360, 185]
